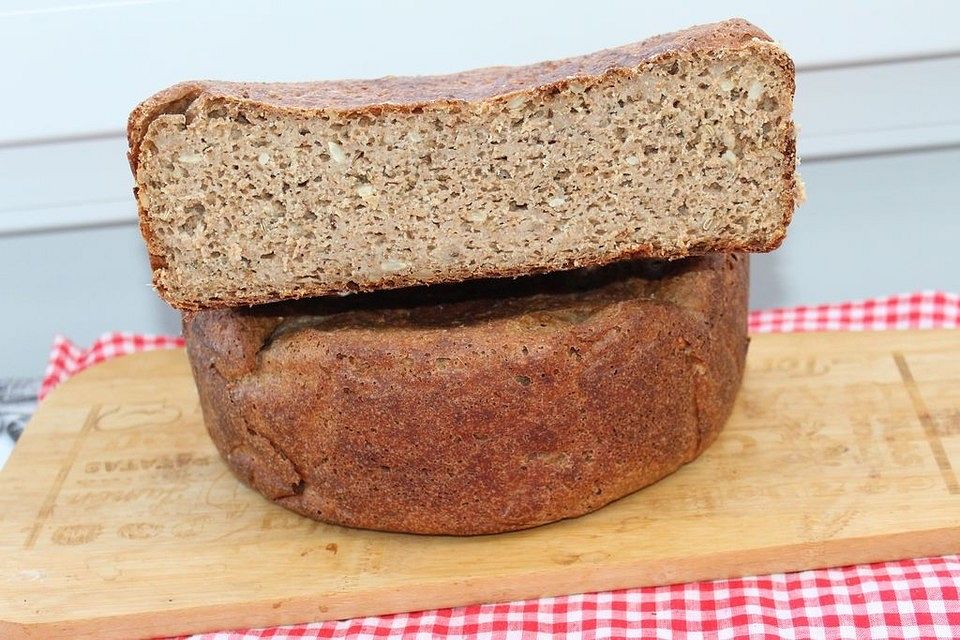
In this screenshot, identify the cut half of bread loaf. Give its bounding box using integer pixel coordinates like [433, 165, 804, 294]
[183, 254, 750, 534]
[130, 18, 800, 310]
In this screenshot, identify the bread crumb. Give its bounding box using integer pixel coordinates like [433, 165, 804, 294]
[465, 211, 488, 223]
[135, 36, 797, 309]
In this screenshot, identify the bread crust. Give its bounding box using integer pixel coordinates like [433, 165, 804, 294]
[183, 254, 750, 535]
[129, 18, 799, 310]
[128, 19, 780, 169]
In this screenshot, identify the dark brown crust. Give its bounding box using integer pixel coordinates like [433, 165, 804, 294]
[128, 19, 775, 169]
[128, 18, 798, 310]
[183, 254, 750, 535]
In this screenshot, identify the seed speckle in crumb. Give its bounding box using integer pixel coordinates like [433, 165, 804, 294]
[327, 141, 348, 164]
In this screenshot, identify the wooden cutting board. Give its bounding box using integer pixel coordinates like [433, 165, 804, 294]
[1, 330, 958, 639]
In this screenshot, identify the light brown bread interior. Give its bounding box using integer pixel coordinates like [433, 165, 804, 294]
[131, 19, 800, 309]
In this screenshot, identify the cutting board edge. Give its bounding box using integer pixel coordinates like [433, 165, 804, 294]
[4, 329, 959, 638]
[31, 346, 188, 404]
[2, 525, 957, 640]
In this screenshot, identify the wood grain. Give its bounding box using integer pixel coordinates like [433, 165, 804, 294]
[1, 330, 958, 639]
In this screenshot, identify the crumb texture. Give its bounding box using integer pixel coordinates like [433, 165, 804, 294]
[183, 254, 750, 535]
[132, 19, 799, 309]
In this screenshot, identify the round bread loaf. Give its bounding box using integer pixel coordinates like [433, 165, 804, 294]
[183, 254, 749, 535]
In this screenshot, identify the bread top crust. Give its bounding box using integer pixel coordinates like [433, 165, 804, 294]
[184, 254, 744, 381]
[128, 18, 786, 172]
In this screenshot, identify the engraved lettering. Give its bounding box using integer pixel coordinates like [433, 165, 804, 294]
[66, 487, 186, 507]
[117, 522, 164, 540]
[757, 357, 831, 377]
[52, 524, 103, 546]
[171, 517, 210, 538]
[80, 454, 216, 474]
[96, 403, 182, 431]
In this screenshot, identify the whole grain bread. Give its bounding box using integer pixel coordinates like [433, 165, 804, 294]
[183, 253, 749, 535]
[132, 19, 798, 310]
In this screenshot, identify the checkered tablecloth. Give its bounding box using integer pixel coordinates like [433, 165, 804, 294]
[37, 291, 960, 639]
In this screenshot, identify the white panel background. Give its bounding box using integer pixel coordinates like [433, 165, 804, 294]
[1, 1, 959, 376]
[3, 0, 960, 143]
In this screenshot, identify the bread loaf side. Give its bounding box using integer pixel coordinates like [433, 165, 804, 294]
[183, 254, 750, 534]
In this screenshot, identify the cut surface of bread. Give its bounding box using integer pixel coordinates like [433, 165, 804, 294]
[183, 254, 750, 534]
[131, 18, 799, 309]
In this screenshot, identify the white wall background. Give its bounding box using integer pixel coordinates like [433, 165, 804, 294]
[2, 0, 959, 376]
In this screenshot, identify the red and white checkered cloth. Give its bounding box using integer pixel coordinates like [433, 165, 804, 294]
[39, 332, 185, 400]
[39, 291, 960, 638]
[748, 291, 960, 334]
